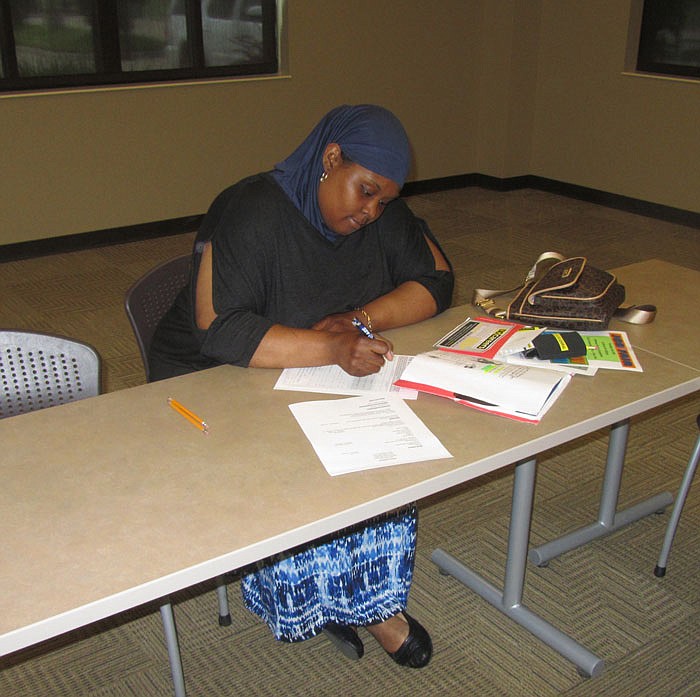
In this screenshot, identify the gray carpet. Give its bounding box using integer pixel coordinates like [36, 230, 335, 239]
[1, 187, 698, 696]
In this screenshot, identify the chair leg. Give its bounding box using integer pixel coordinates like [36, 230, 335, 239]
[160, 601, 187, 697]
[654, 427, 700, 577]
[216, 576, 232, 626]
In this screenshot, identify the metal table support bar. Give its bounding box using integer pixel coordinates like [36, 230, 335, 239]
[528, 420, 673, 567]
[432, 458, 605, 678]
[160, 602, 186, 697]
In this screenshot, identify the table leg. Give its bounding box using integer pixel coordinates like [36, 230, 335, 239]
[432, 457, 605, 677]
[160, 602, 187, 697]
[528, 419, 673, 567]
[216, 576, 232, 626]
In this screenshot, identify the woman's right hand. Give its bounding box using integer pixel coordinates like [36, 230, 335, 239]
[248, 324, 392, 374]
[330, 332, 394, 377]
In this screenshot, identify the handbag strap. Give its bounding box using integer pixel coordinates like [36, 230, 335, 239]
[473, 252, 657, 325]
[472, 252, 566, 318]
[613, 304, 657, 324]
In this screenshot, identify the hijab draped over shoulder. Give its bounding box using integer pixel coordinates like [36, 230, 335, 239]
[271, 104, 412, 241]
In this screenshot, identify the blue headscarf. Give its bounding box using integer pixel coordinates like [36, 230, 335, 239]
[271, 104, 411, 241]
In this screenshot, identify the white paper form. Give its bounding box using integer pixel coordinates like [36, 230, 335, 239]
[275, 355, 417, 398]
[289, 394, 452, 476]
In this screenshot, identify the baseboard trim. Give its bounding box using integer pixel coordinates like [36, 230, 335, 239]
[0, 215, 204, 263]
[402, 173, 533, 195]
[404, 174, 700, 229]
[1, 175, 697, 262]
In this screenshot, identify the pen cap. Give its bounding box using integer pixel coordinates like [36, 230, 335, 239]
[531, 332, 587, 360]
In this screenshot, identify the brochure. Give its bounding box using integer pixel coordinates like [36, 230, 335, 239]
[395, 350, 571, 424]
[433, 316, 539, 359]
[580, 331, 643, 371]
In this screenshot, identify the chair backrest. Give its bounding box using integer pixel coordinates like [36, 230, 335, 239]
[0, 330, 101, 418]
[124, 254, 191, 382]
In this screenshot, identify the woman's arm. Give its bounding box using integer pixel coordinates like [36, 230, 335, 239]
[313, 232, 452, 333]
[195, 241, 392, 376]
[366, 233, 451, 329]
[248, 324, 392, 376]
[363, 280, 439, 330]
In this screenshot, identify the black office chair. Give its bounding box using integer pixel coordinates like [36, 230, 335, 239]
[0, 330, 100, 418]
[125, 254, 191, 383]
[654, 413, 700, 577]
[124, 254, 232, 626]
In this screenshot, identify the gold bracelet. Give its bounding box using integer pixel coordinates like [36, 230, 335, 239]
[355, 307, 372, 332]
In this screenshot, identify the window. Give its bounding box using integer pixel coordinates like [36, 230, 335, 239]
[0, 0, 278, 92]
[637, 0, 700, 78]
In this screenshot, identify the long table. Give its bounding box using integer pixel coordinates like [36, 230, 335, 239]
[1, 259, 697, 694]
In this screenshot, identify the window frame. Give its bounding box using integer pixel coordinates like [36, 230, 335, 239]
[0, 0, 278, 93]
[636, 0, 700, 79]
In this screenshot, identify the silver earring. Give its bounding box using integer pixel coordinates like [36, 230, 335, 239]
[320, 171, 328, 183]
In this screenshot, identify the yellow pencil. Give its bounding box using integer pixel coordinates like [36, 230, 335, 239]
[168, 397, 209, 433]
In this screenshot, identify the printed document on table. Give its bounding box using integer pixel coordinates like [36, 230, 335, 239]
[289, 394, 452, 476]
[275, 355, 417, 398]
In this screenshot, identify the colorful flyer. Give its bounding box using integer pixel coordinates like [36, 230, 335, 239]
[580, 331, 643, 371]
[433, 316, 532, 359]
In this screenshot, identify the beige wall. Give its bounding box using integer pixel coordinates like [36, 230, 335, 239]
[1, 1, 698, 246]
[531, 1, 700, 211]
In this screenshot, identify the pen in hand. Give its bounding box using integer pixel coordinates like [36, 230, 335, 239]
[352, 317, 393, 361]
[352, 317, 374, 339]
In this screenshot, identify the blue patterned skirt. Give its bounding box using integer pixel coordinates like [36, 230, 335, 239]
[241, 505, 417, 642]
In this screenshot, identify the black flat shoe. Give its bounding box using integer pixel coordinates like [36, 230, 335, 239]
[323, 622, 364, 660]
[386, 612, 432, 668]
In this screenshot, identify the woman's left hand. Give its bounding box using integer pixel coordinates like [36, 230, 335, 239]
[311, 312, 357, 333]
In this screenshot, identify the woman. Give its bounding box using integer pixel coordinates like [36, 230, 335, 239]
[149, 104, 453, 667]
